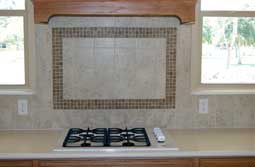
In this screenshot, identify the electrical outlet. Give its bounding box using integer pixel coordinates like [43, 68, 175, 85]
[199, 98, 208, 114]
[18, 99, 28, 115]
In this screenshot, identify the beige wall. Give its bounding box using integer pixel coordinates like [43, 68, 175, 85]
[0, 17, 254, 129]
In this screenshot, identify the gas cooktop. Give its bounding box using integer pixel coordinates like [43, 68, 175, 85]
[63, 128, 151, 147]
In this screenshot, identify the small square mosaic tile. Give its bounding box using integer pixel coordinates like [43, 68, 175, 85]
[52, 27, 176, 109]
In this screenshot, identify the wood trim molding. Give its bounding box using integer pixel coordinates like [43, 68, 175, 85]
[34, 0, 197, 24]
[39, 158, 194, 167]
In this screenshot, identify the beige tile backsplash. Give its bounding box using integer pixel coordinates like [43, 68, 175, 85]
[62, 37, 166, 100]
[0, 17, 254, 129]
[53, 27, 176, 109]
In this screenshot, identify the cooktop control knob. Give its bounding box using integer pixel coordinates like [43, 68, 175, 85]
[153, 127, 166, 143]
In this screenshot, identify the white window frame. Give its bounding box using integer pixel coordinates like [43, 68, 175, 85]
[191, 0, 255, 95]
[0, 0, 35, 95]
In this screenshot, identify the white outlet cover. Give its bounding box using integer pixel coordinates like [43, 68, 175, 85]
[18, 99, 28, 115]
[199, 98, 208, 114]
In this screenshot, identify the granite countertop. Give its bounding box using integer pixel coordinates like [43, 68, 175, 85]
[0, 129, 255, 159]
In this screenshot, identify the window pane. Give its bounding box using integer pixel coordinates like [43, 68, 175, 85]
[201, 0, 255, 11]
[201, 17, 255, 84]
[0, 0, 25, 10]
[0, 16, 25, 85]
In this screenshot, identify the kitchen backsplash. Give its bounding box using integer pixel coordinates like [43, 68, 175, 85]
[0, 17, 254, 129]
[53, 27, 176, 109]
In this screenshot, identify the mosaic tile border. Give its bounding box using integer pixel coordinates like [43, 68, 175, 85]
[52, 27, 176, 109]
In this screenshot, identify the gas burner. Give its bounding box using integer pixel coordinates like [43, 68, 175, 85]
[109, 128, 150, 147]
[63, 128, 150, 147]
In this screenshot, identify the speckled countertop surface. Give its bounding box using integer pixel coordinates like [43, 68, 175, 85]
[0, 129, 255, 159]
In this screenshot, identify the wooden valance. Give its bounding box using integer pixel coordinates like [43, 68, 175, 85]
[34, 0, 197, 24]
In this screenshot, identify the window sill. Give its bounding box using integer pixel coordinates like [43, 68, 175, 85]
[0, 89, 35, 96]
[192, 88, 255, 95]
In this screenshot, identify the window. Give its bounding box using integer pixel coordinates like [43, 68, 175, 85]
[192, 0, 255, 94]
[0, 0, 34, 93]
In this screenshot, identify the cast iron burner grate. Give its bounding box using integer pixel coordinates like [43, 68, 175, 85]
[63, 128, 151, 147]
